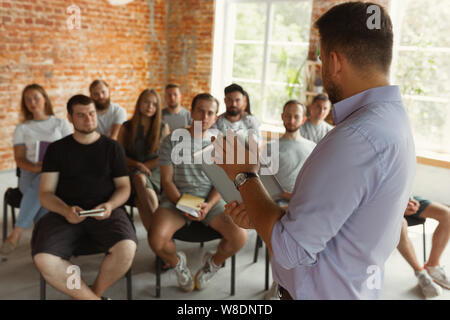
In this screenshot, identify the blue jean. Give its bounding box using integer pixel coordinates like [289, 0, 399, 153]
[16, 170, 48, 229]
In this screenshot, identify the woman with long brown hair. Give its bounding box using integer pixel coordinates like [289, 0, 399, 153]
[0, 84, 72, 255]
[118, 89, 169, 231]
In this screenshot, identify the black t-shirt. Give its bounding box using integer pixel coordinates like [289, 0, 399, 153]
[42, 134, 128, 210]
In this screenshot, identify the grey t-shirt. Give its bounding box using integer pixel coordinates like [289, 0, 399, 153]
[300, 120, 334, 143]
[96, 102, 127, 137]
[162, 107, 192, 132]
[264, 136, 316, 193]
[212, 113, 262, 144]
[159, 129, 215, 199]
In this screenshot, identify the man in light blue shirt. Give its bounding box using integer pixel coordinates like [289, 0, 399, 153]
[214, 2, 416, 299]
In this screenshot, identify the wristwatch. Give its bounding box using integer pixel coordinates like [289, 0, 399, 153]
[234, 172, 259, 190]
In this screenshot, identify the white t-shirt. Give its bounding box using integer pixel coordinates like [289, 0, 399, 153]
[13, 116, 73, 163]
[300, 120, 334, 143]
[96, 102, 127, 136]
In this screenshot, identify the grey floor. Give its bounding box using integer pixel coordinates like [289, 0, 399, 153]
[0, 169, 449, 300]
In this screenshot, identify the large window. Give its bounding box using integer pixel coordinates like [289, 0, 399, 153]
[212, 0, 313, 130]
[391, 0, 450, 160]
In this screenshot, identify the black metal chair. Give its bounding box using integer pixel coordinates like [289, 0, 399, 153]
[405, 215, 427, 263]
[40, 207, 135, 300]
[155, 221, 236, 297]
[253, 235, 270, 290]
[2, 168, 22, 242]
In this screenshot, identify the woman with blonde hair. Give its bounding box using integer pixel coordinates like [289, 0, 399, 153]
[118, 89, 169, 230]
[1, 84, 72, 255]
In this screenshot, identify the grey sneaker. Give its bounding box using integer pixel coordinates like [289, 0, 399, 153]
[174, 252, 194, 292]
[415, 270, 442, 298]
[194, 252, 221, 290]
[426, 265, 450, 290]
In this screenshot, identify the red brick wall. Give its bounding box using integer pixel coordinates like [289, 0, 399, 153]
[0, 0, 166, 170]
[166, 0, 215, 109]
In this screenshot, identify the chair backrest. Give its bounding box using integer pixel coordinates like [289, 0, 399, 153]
[173, 221, 221, 243]
[405, 215, 426, 227]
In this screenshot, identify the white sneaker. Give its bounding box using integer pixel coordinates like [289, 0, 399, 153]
[264, 281, 280, 300]
[415, 269, 442, 298]
[174, 252, 194, 292]
[426, 265, 450, 290]
[194, 252, 221, 290]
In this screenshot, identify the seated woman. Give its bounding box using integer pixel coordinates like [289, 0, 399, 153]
[118, 89, 169, 231]
[0, 84, 72, 255]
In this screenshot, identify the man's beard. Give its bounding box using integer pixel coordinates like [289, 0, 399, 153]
[74, 127, 97, 135]
[94, 97, 110, 111]
[285, 125, 301, 133]
[323, 68, 342, 105]
[226, 107, 241, 117]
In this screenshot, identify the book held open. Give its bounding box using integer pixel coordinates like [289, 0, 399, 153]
[176, 193, 205, 218]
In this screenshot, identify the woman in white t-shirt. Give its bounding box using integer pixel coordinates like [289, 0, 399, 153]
[0, 84, 72, 255]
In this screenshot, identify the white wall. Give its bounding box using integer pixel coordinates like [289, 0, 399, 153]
[412, 164, 450, 205]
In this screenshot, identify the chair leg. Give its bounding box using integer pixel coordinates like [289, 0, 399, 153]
[126, 268, 132, 300]
[423, 223, 427, 264]
[254, 235, 262, 263]
[265, 245, 270, 291]
[156, 256, 162, 298]
[231, 255, 235, 296]
[40, 274, 46, 300]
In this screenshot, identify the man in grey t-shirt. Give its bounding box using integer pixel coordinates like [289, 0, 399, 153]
[89, 79, 127, 140]
[300, 93, 333, 143]
[162, 84, 192, 132]
[149, 93, 246, 294]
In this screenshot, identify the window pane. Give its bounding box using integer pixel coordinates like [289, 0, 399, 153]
[271, 1, 312, 43]
[268, 44, 309, 85]
[232, 44, 264, 80]
[234, 3, 267, 41]
[395, 51, 450, 99]
[264, 84, 291, 125]
[405, 99, 450, 154]
[399, 0, 450, 47]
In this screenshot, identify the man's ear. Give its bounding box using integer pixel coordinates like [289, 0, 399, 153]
[67, 113, 73, 124]
[329, 51, 343, 78]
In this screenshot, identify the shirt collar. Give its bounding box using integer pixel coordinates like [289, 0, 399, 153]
[332, 85, 402, 125]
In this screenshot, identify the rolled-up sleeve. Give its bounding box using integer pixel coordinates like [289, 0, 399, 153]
[271, 126, 382, 270]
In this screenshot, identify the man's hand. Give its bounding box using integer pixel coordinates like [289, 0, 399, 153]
[212, 131, 260, 181]
[65, 206, 87, 224]
[224, 201, 255, 229]
[181, 202, 210, 222]
[92, 202, 113, 220]
[404, 198, 420, 216]
[281, 191, 292, 200]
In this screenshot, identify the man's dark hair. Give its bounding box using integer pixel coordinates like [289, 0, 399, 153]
[224, 83, 245, 96]
[314, 2, 393, 74]
[191, 93, 219, 113]
[312, 93, 329, 104]
[67, 94, 94, 115]
[89, 79, 109, 93]
[282, 99, 304, 113]
[165, 83, 180, 91]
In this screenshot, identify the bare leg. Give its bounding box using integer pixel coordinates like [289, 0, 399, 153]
[133, 174, 158, 231]
[33, 253, 100, 300]
[147, 208, 186, 267]
[209, 213, 247, 266]
[397, 218, 423, 272]
[420, 203, 450, 267]
[90, 240, 136, 297]
[6, 226, 25, 246]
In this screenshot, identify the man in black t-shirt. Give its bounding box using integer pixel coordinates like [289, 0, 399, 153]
[32, 94, 137, 300]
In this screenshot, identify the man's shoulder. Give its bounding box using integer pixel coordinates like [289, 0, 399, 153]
[48, 134, 73, 150]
